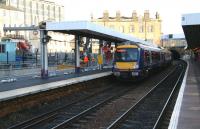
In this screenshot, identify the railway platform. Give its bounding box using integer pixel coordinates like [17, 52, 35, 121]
[169, 59, 200, 129]
[0, 68, 112, 102]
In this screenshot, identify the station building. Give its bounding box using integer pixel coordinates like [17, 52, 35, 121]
[91, 10, 162, 46]
[0, 4, 24, 38]
[0, 0, 67, 53]
[161, 34, 187, 48]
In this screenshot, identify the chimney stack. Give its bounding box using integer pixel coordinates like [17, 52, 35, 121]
[103, 10, 109, 21]
[132, 10, 137, 20]
[144, 10, 150, 20]
[155, 12, 160, 19]
[116, 10, 121, 21]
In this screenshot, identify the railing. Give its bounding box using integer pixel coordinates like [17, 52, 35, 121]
[0, 52, 114, 81]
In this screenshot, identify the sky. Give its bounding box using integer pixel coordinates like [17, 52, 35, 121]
[57, 0, 200, 35]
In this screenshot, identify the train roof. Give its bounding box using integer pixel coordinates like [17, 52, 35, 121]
[137, 43, 161, 51]
[117, 41, 161, 51]
[160, 48, 171, 53]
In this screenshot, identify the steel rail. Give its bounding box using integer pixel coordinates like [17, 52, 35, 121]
[51, 87, 133, 129]
[53, 66, 178, 129]
[106, 65, 181, 129]
[7, 85, 115, 129]
[152, 63, 186, 129]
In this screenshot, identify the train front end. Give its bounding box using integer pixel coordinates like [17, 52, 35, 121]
[112, 45, 141, 79]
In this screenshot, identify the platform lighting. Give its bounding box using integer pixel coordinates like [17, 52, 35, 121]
[43, 35, 51, 43]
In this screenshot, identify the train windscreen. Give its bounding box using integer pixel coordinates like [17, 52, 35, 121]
[115, 48, 138, 62]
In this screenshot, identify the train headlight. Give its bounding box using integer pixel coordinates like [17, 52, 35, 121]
[113, 72, 120, 76]
[113, 64, 117, 68]
[131, 72, 139, 76]
[134, 64, 139, 69]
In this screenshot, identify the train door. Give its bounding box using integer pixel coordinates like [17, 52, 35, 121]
[144, 50, 151, 67]
[149, 51, 152, 66]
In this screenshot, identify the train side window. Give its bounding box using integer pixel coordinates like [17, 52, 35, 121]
[152, 51, 159, 63]
[144, 51, 150, 65]
[157, 52, 160, 61]
[162, 53, 165, 61]
[152, 51, 155, 63]
[157, 52, 160, 62]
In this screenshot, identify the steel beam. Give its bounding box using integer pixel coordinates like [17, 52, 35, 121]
[3, 26, 39, 32]
[75, 35, 81, 73]
[40, 30, 48, 78]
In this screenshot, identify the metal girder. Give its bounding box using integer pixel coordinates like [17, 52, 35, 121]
[75, 35, 81, 73]
[3, 26, 39, 32]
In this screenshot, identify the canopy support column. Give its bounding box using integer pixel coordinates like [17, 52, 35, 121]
[40, 30, 48, 78]
[75, 35, 81, 73]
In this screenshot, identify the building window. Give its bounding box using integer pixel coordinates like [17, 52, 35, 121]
[19, 0, 24, 6]
[11, 0, 17, 4]
[3, 10, 6, 16]
[42, 4, 44, 15]
[36, 2, 38, 14]
[29, 1, 32, 8]
[59, 7, 61, 21]
[0, 44, 6, 53]
[48, 5, 50, 18]
[34, 16, 37, 25]
[182, 17, 185, 21]
[150, 25, 154, 32]
[0, 0, 6, 4]
[147, 25, 153, 32]
[53, 6, 55, 18]
[120, 26, 124, 33]
[11, 0, 17, 6]
[139, 25, 143, 33]
[129, 25, 134, 33]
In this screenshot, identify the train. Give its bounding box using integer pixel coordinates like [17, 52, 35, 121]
[112, 42, 172, 79]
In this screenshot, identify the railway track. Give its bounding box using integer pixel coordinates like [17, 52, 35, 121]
[46, 64, 183, 129]
[107, 62, 186, 129]
[8, 83, 134, 129]
[6, 62, 184, 129]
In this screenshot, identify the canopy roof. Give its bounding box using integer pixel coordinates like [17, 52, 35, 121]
[182, 13, 200, 48]
[46, 21, 157, 47]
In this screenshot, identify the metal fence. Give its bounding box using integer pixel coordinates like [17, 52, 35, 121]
[0, 51, 114, 81]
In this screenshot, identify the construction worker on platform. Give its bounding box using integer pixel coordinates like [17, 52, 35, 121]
[84, 56, 89, 67]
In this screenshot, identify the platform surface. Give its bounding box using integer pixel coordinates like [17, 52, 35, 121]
[0, 68, 112, 102]
[177, 60, 200, 129]
[169, 60, 200, 129]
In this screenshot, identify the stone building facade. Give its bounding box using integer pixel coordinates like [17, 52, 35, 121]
[0, 0, 68, 53]
[92, 10, 162, 46]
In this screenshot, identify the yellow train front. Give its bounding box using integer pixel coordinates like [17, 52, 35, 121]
[112, 42, 171, 79]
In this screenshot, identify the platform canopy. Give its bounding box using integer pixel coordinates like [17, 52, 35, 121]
[182, 13, 200, 49]
[46, 21, 157, 47]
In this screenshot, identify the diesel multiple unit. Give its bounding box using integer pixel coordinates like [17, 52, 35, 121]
[112, 42, 171, 79]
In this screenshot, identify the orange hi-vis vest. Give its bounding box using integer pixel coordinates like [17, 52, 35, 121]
[84, 56, 89, 63]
